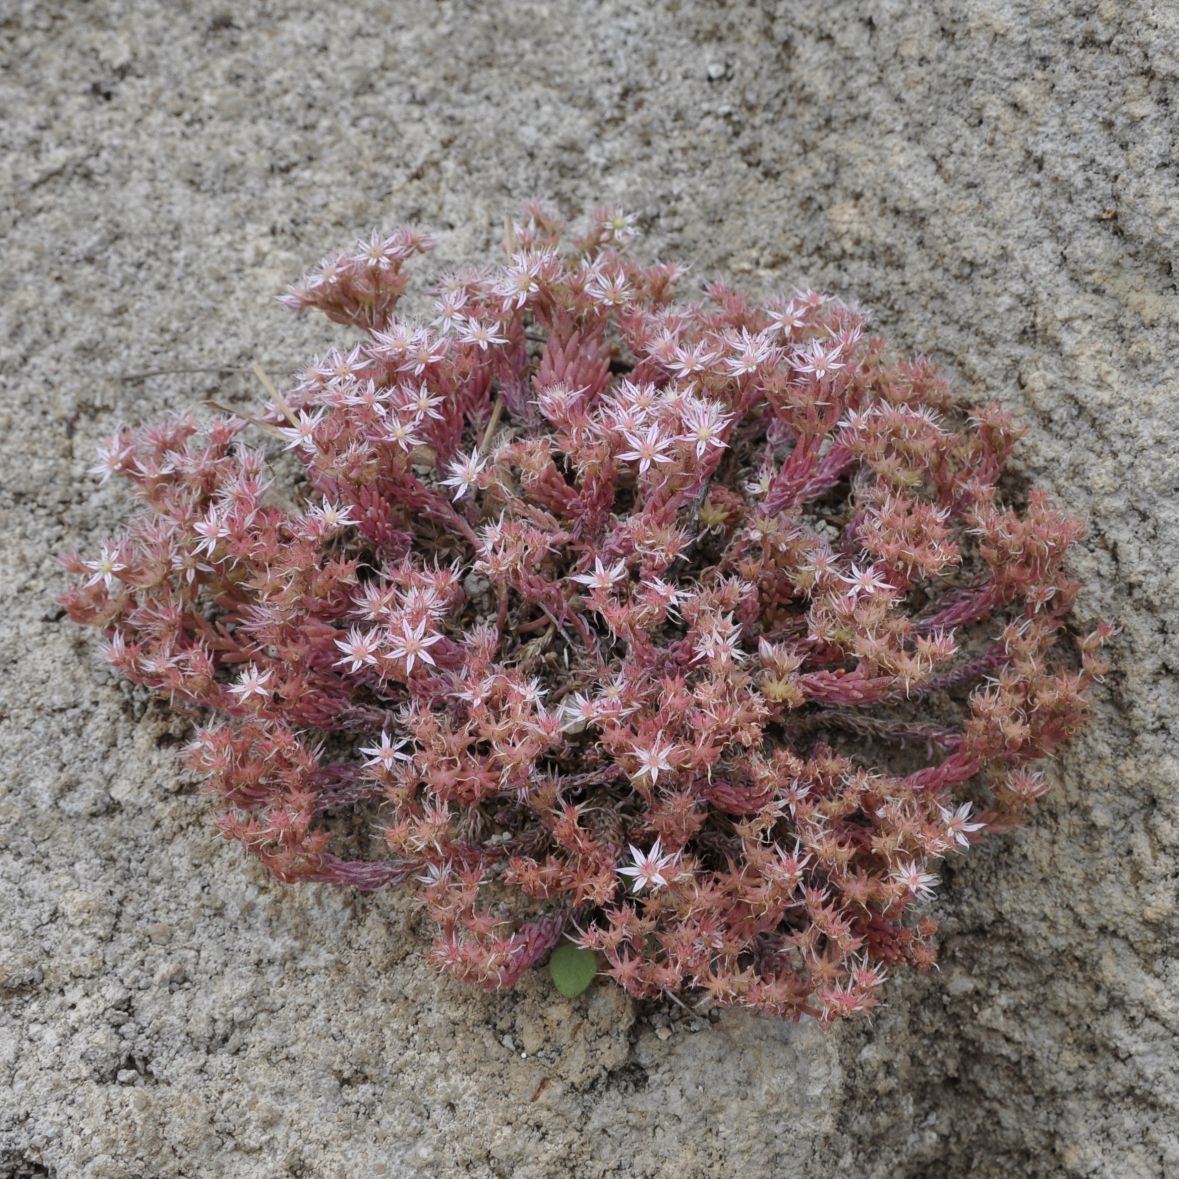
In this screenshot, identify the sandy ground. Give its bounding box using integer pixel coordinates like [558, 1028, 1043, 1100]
[2, 2, 1176, 1176]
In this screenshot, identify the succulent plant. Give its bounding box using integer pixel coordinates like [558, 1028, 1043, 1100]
[62, 204, 1109, 1021]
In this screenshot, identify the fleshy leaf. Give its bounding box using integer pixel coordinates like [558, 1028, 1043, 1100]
[549, 943, 597, 998]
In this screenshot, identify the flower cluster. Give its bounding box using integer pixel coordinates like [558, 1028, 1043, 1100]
[62, 205, 1110, 1022]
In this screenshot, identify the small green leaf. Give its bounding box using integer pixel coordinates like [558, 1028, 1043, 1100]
[548, 943, 598, 998]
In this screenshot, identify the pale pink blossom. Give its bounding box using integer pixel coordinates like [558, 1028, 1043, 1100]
[495, 253, 543, 309]
[90, 440, 133, 484]
[630, 736, 678, 785]
[319, 345, 371, 385]
[766, 297, 810, 335]
[570, 558, 628, 593]
[83, 544, 127, 590]
[170, 549, 214, 585]
[640, 577, 681, 618]
[723, 328, 776, 376]
[382, 414, 424, 452]
[398, 330, 448, 376]
[618, 424, 674, 475]
[557, 691, 598, 734]
[838, 562, 894, 601]
[441, 448, 485, 500]
[193, 508, 230, 557]
[229, 664, 273, 701]
[354, 230, 396, 270]
[387, 617, 443, 673]
[940, 802, 986, 848]
[432, 289, 468, 332]
[793, 339, 845, 380]
[312, 499, 357, 532]
[405, 385, 445, 421]
[585, 269, 631, 307]
[680, 400, 733, 458]
[360, 730, 414, 772]
[892, 861, 939, 900]
[334, 627, 381, 672]
[277, 408, 325, 452]
[694, 616, 747, 665]
[600, 208, 639, 243]
[669, 341, 720, 379]
[457, 318, 509, 351]
[618, 838, 679, 892]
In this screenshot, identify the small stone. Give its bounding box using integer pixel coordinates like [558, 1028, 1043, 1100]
[464, 572, 490, 597]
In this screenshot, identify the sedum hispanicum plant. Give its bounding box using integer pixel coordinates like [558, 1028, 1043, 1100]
[62, 204, 1110, 1023]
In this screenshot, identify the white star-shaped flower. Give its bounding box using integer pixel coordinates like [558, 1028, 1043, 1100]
[618, 839, 679, 893]
[570, 558, 627, 593]
[359, 731, 413, 772]
[229, 664, 274, 701]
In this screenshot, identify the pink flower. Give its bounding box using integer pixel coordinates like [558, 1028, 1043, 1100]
[192, 508, 230, 557]
[319, 345, 371, 385]
[382, 415, 424, 452]
[618, 424, 674, 475]
[457, 318, 509, 351]
[334, 627, 381, 672]
[571, 558, 628, 593]
[767, 297, 811, 335]
[892, 861, 939, 900]
[838, 562, 894, 601]
[360, 731, 413, 772]
[669, 341, 719, 378]
[441, 448, 485, 500]
[694, 616, 746, 666]
[170, 549, 214, 585]
[557, 691, 597, 733]
[387, 618, 442, 674]
[277, 409, 325, 452]
[398, 330, 447, 376]
[83, 544, 127, 590]
[940, 802, 986, 848]
[793, 339, 845, 380]
[404, 385, 444, 421]
[585, 269, 631, 307]
[228, 664, 273, 701]
[629, 736, 678, 786]
[723, 328, 776, 376]
[495, 253, 544, 309]
[90, 439, 133, 484]
[312, 499, 357, 532]
[618, 839, 679, 892]
[599, 208, 639, 244]
[679, 400, 733, 458]
[432, 289, 468, 332]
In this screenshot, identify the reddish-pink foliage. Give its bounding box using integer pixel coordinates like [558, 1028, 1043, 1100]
[62, 205, 1111, 1022]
